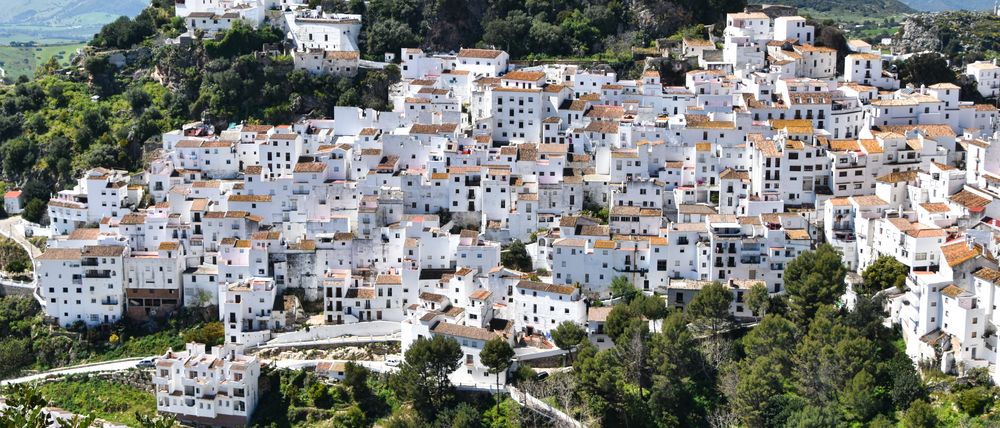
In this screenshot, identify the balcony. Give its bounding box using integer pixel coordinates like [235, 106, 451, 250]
[833, 231, 856, 242]
[85, 271, 112, 279]
[613, 266, 649, 274]
[101, 298, 119, 306]
[740, 256, 761, 264]
[81, 259, 99, 267]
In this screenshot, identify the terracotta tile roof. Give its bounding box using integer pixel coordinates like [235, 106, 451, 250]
[68, 228, 100, 240]
[516, 280, 577, 295]
[828, 139, 861, 152]
[941, 240, 981, 267]
[38, 248, 82, 260]
[932, 162, 957, 171]
[159, 241, 181, 251]
[410, 123, 458, 134]
[431, 322, 497, 341]
[503, 71, 546, 81]
[940, 284, 964, 298]
[82, 245, 126, 257]
[719, 168, 750, 180]
[851, 195, 888, 207]
[974, 267, 1000, 283]
[588, 306, 613, 322]
[469, 289, 492, 300]
[920, 202, 951, 213]
[376, 274, 401, 285]
[457, 48, 504, 59]
[785, 229, 810, 240]
[949, 190, 990, 212]
[294, 162, 326, 173]
[875, 170, 919, 183]
[229, 194, 272, 202]
[859, 139, 883, 154]
[585, 105, 625, 120]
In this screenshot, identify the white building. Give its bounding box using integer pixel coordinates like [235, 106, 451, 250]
[154, 342, 260, 427]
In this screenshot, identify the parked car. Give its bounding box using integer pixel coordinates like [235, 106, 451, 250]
[136, 357, 157, 369]
[385, 355, 402, 367]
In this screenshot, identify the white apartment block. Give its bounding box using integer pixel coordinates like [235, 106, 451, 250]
[967, 60, 1000, 99]
[154, 342, 260, 427]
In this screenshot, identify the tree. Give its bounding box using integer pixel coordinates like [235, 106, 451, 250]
[134, 413, 177, 428]
[365, 18, 421, 59]
[861, 256, 908, 296]
[746, 282, 770, 318]
[732, 353, 789, 427]
[204, 21, 283, 58]
[955, 386, 992, 416]
[604, 303, 646, 345]
[391, 335, 463, 419]
[840, 369, 880, 423]
[793, 306, 876, 403]
[573, 346, 627, 424]
[648, 312, 713, 426]
[686, 281, 733, 337]
[481, 10, 532, 57]
[437, 402, 483, 428]
[742, 314, 797, 360]
[902, 400, 938, 428]
[897, 53, 956, 87]
[501, 240, 532, 272]
[610, 275, 639, 303]
[883, 352, 926, 411]
[0, 384, 96, 428]
[5, 260, 27, 274]
[343, 362, 370, 399]
[551, 320, 586, 361]
[480, 337, 515, 406]
[308, 382, 336, 409]
[784, 244, 847, 327]
[183, 322, 224, 346]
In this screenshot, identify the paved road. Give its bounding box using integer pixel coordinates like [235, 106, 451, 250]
[1, 357, 146, 386]
[257, 333, 401, 350]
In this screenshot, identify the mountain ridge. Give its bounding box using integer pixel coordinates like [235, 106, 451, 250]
[747, 0, 915, 16]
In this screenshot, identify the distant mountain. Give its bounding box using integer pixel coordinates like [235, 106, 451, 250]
[0, 0, 149, 44]
[748, 0, 915, 16]
[899, 0, 995, 11]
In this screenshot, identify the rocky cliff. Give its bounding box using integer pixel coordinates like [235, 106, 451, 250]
[894, 11, 1000, 62]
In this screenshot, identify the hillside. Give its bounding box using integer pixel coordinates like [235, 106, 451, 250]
[747, 0, 914, 17]
[0, 0, 148, 44]
[899, 0, 994, 11]
[894, 11, 1000, 63]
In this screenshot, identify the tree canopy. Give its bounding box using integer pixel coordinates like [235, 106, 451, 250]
[861, 255, 909, 296]
[391, 335, 463, 419]
[784, 244, 848, 327]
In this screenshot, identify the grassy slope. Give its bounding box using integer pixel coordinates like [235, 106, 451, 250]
[0, 0, 148, 45]
[0, 42, 85, 80]
[39, 377, 156, 426]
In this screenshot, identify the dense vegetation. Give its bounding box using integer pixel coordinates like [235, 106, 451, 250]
[0, 295, 223, 380]
[38, 375, 158, 426]
[498, 244, 988, 427]
[311, 0, 745, 61]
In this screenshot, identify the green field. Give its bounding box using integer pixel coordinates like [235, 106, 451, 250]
[0, 42, 85, 81]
